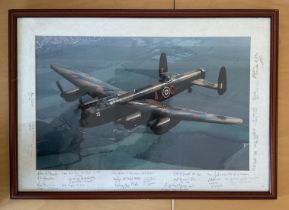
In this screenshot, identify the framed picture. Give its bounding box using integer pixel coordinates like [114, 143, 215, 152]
[9, 9, 278, 199]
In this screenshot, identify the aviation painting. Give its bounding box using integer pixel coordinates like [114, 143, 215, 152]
[36, 36, 250, 170]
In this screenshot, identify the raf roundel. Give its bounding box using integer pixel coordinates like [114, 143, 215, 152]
[162, 86, 171, 98]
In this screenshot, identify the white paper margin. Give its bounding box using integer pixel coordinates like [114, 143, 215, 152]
[17, 17, 271, 192]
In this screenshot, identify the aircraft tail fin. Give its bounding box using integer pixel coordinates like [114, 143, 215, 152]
[159, 53, 169, 81]
[191, 66, 227, 95]
[217, 66, 227, 95]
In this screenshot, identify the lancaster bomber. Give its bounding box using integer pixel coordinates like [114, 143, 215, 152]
[51, 53, 243, 134]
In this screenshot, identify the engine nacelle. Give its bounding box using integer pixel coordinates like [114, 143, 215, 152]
[121, 112, 146, 129]
[150, 117, 179, 135]
[56, 81, 83, 102]
[61, 89, 83, 102]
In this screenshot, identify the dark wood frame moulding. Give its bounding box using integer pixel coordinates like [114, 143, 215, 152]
[9, 9, 278, 199]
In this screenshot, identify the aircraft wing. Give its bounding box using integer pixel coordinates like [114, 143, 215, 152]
[128, 99, 243, 125]
[51, 64, 125, 101]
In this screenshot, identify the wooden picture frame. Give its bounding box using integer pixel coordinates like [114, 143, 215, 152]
[9, 9, 278, 199]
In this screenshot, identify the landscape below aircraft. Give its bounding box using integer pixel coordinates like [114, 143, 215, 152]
[51, 53, 243, 134]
